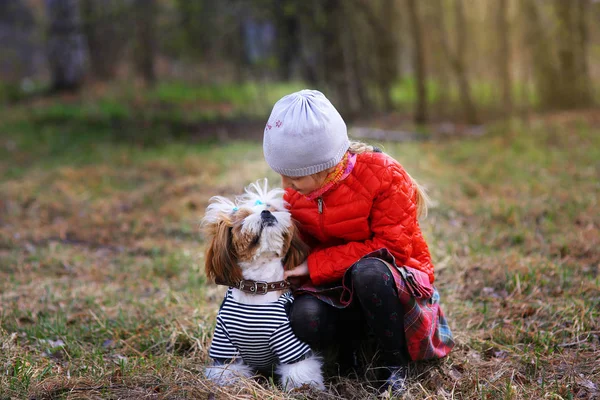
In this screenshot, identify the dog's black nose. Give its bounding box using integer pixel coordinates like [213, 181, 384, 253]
[261, 210, 276, 224]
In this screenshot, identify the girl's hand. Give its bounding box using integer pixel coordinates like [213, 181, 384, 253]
[284, 260, 309, 280]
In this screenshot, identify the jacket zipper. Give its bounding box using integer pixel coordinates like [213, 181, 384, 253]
[317, 197, 325, 235]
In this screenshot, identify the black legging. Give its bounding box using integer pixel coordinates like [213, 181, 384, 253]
[289, 258, 410, 365]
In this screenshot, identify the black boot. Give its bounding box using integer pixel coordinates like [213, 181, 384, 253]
[377, 349, 410, 395]
[336, 340, 362, 376]
[378, 365, 408, 395]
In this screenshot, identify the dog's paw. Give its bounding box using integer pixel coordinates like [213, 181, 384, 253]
[205, 361, 253, 385]
[277, 356, 325, 391]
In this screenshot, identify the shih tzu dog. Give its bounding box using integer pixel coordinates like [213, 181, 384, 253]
[201, 179, 325, 391]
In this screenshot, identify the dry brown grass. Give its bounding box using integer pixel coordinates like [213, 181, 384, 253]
[1, 109, 598, 399]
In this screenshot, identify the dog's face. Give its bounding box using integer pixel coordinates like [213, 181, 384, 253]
[202, 179, 308, 284]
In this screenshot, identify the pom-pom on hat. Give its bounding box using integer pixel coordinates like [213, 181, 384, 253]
[263, 89, 349, 177]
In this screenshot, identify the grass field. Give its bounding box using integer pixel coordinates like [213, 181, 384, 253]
[0, 90, 599, 399]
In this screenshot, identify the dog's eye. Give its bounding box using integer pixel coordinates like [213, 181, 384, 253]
[249, 235, 260, 247]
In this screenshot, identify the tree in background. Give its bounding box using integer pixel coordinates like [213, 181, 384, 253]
[554, 0, 593, 108]
[0, 0, 41, 84]
[274, 0, 301, 81]
[497, 0, 512, 116]
[523, 0, 594, 110]
[174, 0, 213, 60]
[2, 0, 598, 119]
[46, 0, 87, 92]
[575, 0, 593, 106]
[436, 0, 478, 124]
[406, 0, 427, 124]
[133, 0, 156, 86]
[420, 1, 450, 118]
[278, 0, 401, 116]
[81, 0, 132, 81]
[354, 0, 399, 112]
[171, 0, 250, 82]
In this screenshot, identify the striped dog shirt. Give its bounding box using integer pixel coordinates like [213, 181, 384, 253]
[209, 289, 311, 371]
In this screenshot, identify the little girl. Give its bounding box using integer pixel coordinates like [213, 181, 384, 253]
[263, 89, 454, 394]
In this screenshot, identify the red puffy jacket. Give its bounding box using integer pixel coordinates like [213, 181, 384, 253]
[285, 151, 435, 286]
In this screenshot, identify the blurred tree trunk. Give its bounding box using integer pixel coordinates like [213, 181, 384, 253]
[522, 0, 557, 109]
[293, 0, 323, 86]
[321, 0, 348, 112]
[46, 0, 87, 92]
[347, 2, 374, 115]
[524, 0, 594, 110]
[437, 0, 478, 124]
[339, 6, 362, 115]
[274, 0, 299, 81]
[81, 0, 129, 81]
[0, 0, 39, 83]
[497, 0, 512, 116]
[351, 0, 398, 111]
[452, 0, 477, 124]
[284, 0, 404, 117]
[406, 0, 427, 124]
[554, 0, 593, 108]
[568, 0, 593, 106]
[375, 0, 398, 111]
[292, 0, 404, 117]
[319, 0, 370, 116]
[424, 2, 450, 118]
[133, 0, 156, 86]
[576, 0, 592, 101]
[554, 0, 578, 107]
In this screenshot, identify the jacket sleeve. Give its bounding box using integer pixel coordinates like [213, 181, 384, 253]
[306, 163, 434, 285]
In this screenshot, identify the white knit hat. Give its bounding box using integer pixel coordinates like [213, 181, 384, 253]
[263, 89, 349, 177]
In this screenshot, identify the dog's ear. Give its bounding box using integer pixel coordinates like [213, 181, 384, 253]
[202, 196, 243, 285]
[282, 222, 310, 271]
[204, 217, 243, 285]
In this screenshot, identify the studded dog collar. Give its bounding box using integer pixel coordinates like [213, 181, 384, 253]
[216, 279, 291, 295]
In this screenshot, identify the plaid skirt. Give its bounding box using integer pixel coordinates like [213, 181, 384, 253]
[294, 248, 455, 361]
